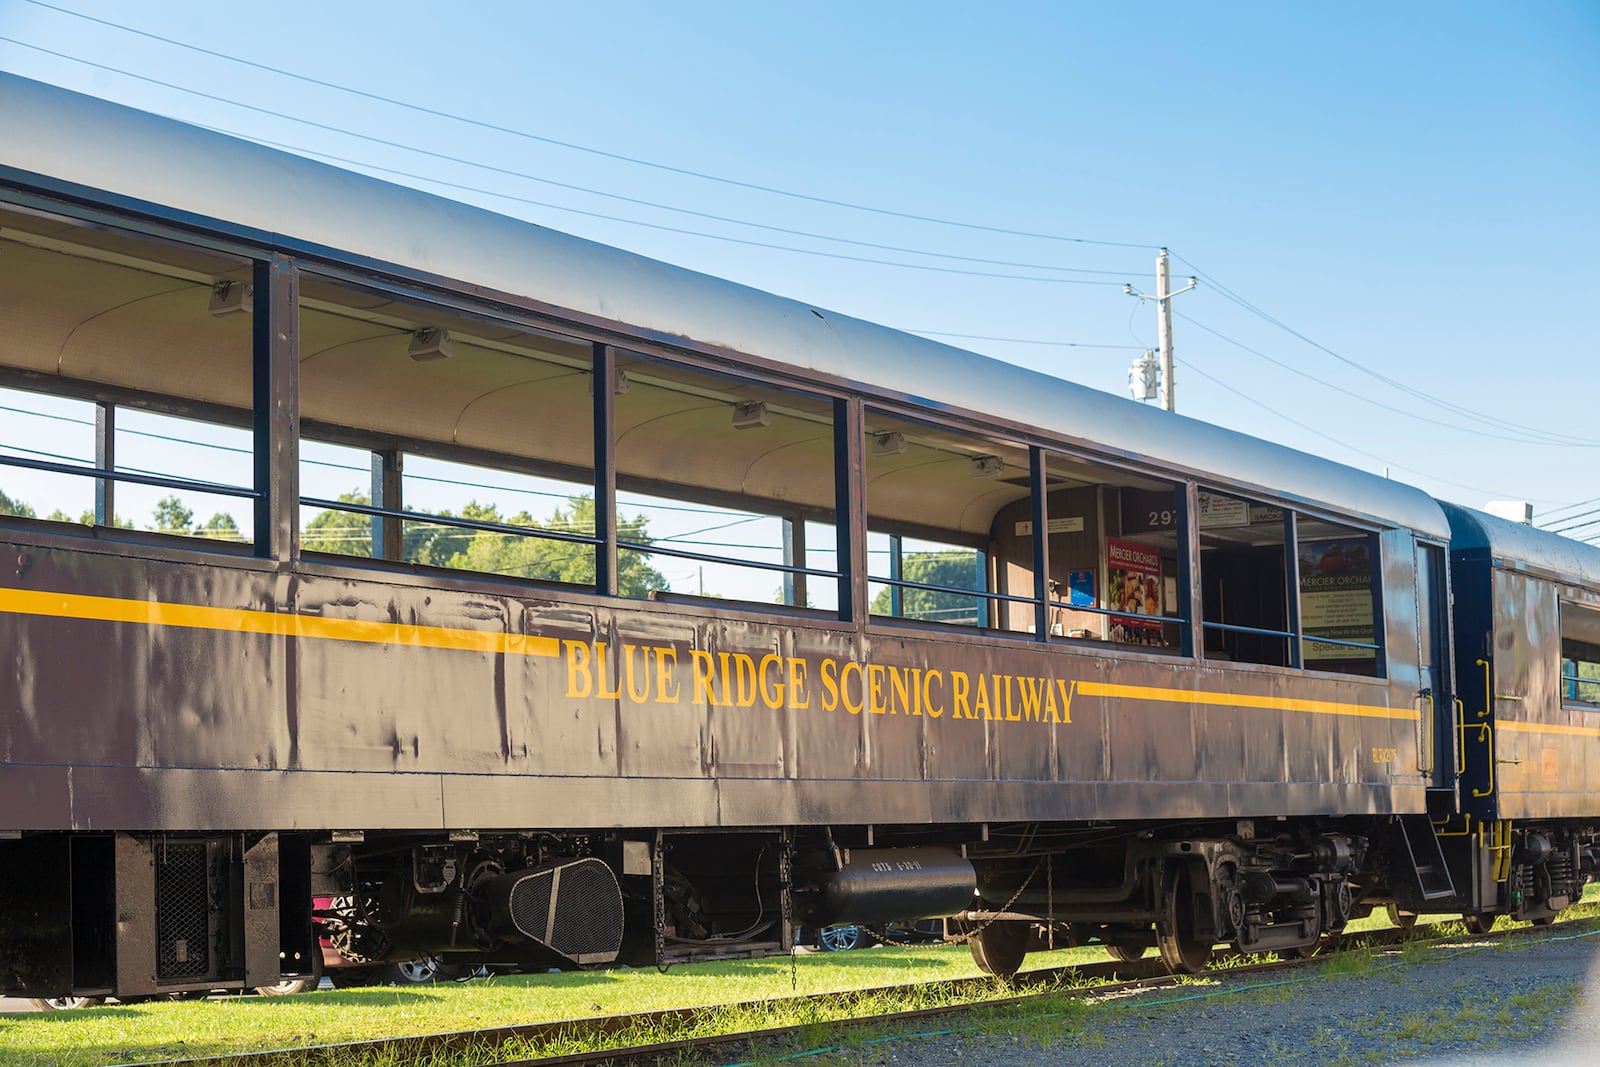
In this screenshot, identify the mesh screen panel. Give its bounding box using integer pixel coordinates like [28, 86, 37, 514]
[505, 858, 623, 962]
[156, 843, 210, 979]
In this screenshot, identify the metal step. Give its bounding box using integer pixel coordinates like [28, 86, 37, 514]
[1398, 814, 1456, 902]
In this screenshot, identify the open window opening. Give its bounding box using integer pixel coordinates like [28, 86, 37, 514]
[864, 410, 1030, 631]
[0, 204, 256, 545]
[993, 452, 1187, 651]
[297, 276, 599, 586]
[613, 354, 838, 611]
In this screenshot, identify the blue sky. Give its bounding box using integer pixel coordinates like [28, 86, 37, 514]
[2, 1, 1597, 540]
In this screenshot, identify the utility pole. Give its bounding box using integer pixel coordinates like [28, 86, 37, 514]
[1124, 248, 1196, 412]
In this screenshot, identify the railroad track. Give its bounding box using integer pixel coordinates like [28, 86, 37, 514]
[122, 918, 1597, 1067]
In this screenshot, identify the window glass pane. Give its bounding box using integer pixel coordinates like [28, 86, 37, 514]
[1199, 489, 1289, 666]
[614, 354, 836, 610]
[870, 535, 986, 626]
[299, 440, 376, 558]
[1561, 603, 1600, 706]
[1297, 517, 1381, 676]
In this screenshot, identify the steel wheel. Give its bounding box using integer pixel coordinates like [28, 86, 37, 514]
[1462, 913, 1496, 935]
[818, 925, 865, 952]
[1156, 867, 1214, 975]
[1105, 942, 1147, 962]
[1385, 902, 1419, 932]
[968, 920, 1029, 976]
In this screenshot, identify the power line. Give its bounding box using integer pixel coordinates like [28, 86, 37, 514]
[1175, 312, 1592, 449]
[0, 35, 1133, 288]
[1169, 251, 1600, 448]
[1172, 358, 1525, 501]
[17, 0, 1157, 251]
[222, 130, 1128, 287]
[904, 331, 1141, 350]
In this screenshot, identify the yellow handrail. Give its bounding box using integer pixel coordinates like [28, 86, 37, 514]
[1476, 658, 1492, 719]
[1453, 697, 1466, 779]
[1471, 721, 1497, 798]
[1434, 812, 1473, 837]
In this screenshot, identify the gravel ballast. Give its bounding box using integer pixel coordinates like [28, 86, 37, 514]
[767, 927, 1600, 1067]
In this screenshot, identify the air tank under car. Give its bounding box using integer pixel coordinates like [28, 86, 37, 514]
[794, 847, 977, 927]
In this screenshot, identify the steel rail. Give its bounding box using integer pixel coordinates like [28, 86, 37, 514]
[116, 916, 1597, 1067]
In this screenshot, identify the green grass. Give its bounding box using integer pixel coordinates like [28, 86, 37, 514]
[9, 884, 1596, 1067]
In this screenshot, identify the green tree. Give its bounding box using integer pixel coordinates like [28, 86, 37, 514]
[447, 495, 667, 597]
[151, 495, 194, 534]
[201, 512, 242, 540]
[870, 550, 982, 625]
[302, 491, 373, 557]
[76, 509, 134, 529]
[0, 488, 35, 518]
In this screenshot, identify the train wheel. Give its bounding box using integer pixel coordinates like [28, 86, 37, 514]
[1156, 867, 1214, 975]
[1105, 942, 1147, 963]
[1385, 902, 1419, 932]
[1531, 916, 1556, 928]
[969, 920, 1029, 977]
[1462, 913, 1496, 935]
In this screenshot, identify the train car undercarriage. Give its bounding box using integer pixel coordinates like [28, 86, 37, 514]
[13, 813, 1591, 999]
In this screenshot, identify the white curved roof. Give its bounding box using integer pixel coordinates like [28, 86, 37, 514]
[0, 72, 1449, 538]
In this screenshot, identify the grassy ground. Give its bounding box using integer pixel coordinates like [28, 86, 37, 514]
[4, 885, 1596, 1067]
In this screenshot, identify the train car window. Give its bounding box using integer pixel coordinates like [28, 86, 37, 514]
[1199, 489, 1292, 666]
[297, 276, 599, 585]
[0, 205, 256, 543]
[995, 451, 1188, 651]
[1560, 602, 1600, 707]
[614, 354, 839, 611]
[1296, 518, 1382, 676]
[864, 409, 1028, 631]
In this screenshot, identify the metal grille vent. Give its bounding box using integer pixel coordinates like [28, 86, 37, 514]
[156, 843, 210, 979]
[487, 857, 623, 965]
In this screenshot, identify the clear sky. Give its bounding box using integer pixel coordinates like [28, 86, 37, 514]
[2, 1, 1597, 542]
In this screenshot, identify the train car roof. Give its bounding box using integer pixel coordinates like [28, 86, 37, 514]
[1440, 502, 1600, 589]
[0, 72, 1449, 538]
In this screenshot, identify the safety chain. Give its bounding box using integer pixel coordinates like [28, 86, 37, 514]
[857, 857, 1047, 948]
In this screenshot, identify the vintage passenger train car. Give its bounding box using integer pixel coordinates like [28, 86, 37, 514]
[0, 73, 1595, 1000]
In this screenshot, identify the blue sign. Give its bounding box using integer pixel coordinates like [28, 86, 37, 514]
[1068, 570, 1095, 607]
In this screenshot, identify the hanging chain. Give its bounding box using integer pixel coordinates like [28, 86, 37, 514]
[857, 857, 1047, 948]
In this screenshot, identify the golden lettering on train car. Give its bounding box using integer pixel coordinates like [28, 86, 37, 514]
[623, 645, 652, 704]
[951, 671, 971, 718]
[786, 657, 809, 709]
[838, 661, 866, 715]
[731, 653, 759, 708]
[1017, 677, 1045, 722]
[924, 668, 945, 717]
[758, 653, 785, 709]
[564, 639, 594, 698]
[820, 658, 840, 711]
[655, 647, 681, 703]
[691, 650, 719, 705]
[868, 664, 890, 714]
[972, 675, 992, 720]
[1053, 679, 1074, 723]
[1002, 675, 1020, 721]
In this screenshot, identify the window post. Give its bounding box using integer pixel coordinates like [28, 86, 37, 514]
[593, 343, 618, 597]
[252, 256, 298, 561]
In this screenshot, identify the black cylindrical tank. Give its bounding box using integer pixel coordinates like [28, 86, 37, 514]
[799, 847, 976, 926]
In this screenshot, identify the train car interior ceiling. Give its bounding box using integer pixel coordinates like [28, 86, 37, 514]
[0, 204, 1384, 677]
